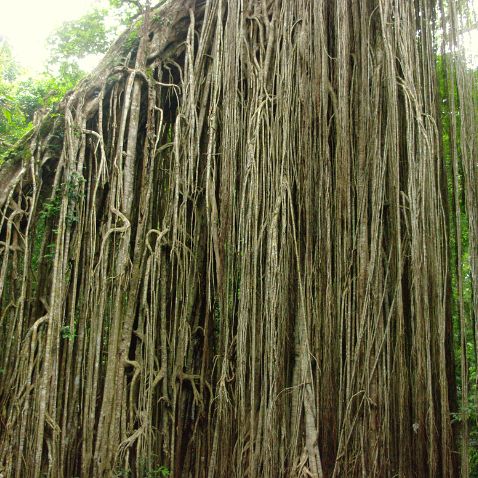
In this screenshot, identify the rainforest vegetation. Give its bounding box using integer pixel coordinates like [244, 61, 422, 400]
[0, 0, 477, 477]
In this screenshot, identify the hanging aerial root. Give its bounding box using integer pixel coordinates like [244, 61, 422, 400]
[0, 0, 477, 477]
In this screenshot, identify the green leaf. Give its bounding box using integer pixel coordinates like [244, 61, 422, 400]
[3, 108, 12, 123]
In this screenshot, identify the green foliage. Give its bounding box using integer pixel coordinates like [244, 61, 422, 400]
[0, 39, 30, 151]
[15, 73, 78, 123]
[0, 41, 80, 156]
[39, 193, 62, 222]
[144, 465, 171, 478]
[125, 27, 140, 51]
[113, 458, 171, 478]
[43, 7, 115, 96]
[113, 463, 170, 478]
[60, 325, 77, 341]
[0, 0, 143, 157]
[113, 468, 131, 478]
[136, 455, 171, 478]
[0, 37, 20, 82]
[30, 172, 85, 273]
[437, 53, 478, 477]
[47, 9, 114, 66]
[0, 4, 127, 157]
[109, 0, 143, 24]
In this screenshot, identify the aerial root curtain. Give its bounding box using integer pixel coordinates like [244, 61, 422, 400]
[0, 0, 476, 477]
